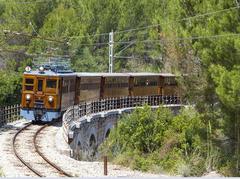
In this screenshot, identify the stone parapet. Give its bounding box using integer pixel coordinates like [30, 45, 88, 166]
[62, 101, 183, 160]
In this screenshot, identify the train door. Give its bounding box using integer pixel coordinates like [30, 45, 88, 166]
[129, 76, 134, 96]
[158, 76, 164, 95]
[36, 77, 45, 95]
[35, 77, 45, 114]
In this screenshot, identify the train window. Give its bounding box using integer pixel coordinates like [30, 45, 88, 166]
[62, 86, 68, 93]
[24, 78, 34, 91]
[25, 78, 34, 84]
[134, 78, 157, 87]
[148, 81, 157, 86]
[25, 85, 33, 91]
[80, 83, 99, 90]
[121, 83, 129, 88]
[62, 80, 69, 93]
[47, 79, 57, 88]
[69, 79, 75, 92]
[38, 80, 43, 91]
[105, 83, 128, 88]
[164, 77, 176, 85]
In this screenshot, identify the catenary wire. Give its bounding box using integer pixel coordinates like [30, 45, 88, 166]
[69, 5, 240, 41]
[0, 0, 52, 4]
[0, 4, 239, 48]
[114, 6, 240, 34]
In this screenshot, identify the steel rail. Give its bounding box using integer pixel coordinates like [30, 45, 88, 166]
[12, 123, 43, 177]
[33, 124, 73, 177]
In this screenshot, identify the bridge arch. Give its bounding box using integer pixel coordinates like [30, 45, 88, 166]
[105, 129, 111, 139]
[88, 134, 97, 160]
[89, 134, 96, 147]
[77, 141, 82, 148]
[104, 122, 114, 139]
[87, 127, 97, 146]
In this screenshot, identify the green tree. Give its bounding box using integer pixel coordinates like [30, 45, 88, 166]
[72, 47, 104, 72]
[100, 106, 206, 175]
[0, 71, 21, 105]
[210, 64, 240, 175]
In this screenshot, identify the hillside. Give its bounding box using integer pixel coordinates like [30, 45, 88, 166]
[0, 0, 239, 176]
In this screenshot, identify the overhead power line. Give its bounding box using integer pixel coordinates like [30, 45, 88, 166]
[1, 3, 239, 42]
[114, 6, 240, 34]
[1, 4, 239, 51]
[1, 34, 239, 58]
[115, 40, 136, 56]
[2, 5, 239, 47]
[67, 5, 240, 40]
[114, 6, 240, 35]
[2, 30, 68, 44]
[69, 5, 240, 45]
[69, 32, 109, 39]
[0, 47, 71, 58]
[74, 42, 109, 46]
[74, 33, 240, 46]
[2, 31, 240, 48]
[0, 0, 51, 4]
[116, 33, 240, 44]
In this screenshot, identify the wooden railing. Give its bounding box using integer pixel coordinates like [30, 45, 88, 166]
[0, 104, 21, 127]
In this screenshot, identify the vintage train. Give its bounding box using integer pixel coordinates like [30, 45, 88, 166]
[20, 66, 180, 122]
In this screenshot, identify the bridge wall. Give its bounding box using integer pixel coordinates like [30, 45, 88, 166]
[64, 105, 182, 161]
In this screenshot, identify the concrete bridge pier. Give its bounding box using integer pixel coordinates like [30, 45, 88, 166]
[70, 113, 120, 161]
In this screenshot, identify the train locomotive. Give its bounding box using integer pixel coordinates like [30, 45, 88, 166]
[20, 66, 180, 122]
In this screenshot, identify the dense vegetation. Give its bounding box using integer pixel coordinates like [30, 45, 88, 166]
[100, 106, 207, 176]
[0, 0, 239, 176]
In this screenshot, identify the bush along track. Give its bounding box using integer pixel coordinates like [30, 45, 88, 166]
[100, 105, 208, 176]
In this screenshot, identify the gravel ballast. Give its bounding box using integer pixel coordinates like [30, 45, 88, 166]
[0, 119, 222, 177]
[40, 122, 166, 177]
[0, 120, 166, 177]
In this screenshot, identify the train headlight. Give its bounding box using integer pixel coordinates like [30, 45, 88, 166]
[39, 66, 44, 73]
[25, 66, 31, 73]
[26, 94, 31, 101]
[48, 96, 54, 103]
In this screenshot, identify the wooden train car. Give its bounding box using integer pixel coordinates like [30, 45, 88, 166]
[21, 69, 76, 121]
[20, 68, 180, 122]
[75, 73, 179, 101]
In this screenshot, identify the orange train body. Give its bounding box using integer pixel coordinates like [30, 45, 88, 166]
[20, 70, 180, 122]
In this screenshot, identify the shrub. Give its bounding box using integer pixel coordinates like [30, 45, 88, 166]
[100, 105, 207, 176]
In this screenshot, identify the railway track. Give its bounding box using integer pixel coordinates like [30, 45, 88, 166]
[12, 123, 72, 177]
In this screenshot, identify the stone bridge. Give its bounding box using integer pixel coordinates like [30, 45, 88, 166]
[62, 95, 183, 160]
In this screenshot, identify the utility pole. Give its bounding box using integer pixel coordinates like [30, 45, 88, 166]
[109, 30, 114, 73]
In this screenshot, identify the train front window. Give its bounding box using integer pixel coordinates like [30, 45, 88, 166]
[25, 85, 33, 91]
[46, 79, 57, 88]
[25, 78, 34, 84]
[24, 78, 34, 91]
[38, 80, 43, 91]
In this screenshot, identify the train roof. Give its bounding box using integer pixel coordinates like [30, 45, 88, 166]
[24, 70, 176, 78]
[76, 72, 129, 77]
[76, 72, 175, 77]
[24, 70, 76, 77]
[128, 73, 175, 77]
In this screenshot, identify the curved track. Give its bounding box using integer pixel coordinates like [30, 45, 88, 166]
[33, 124, 72, 177]
[12, 123, 72, 177]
